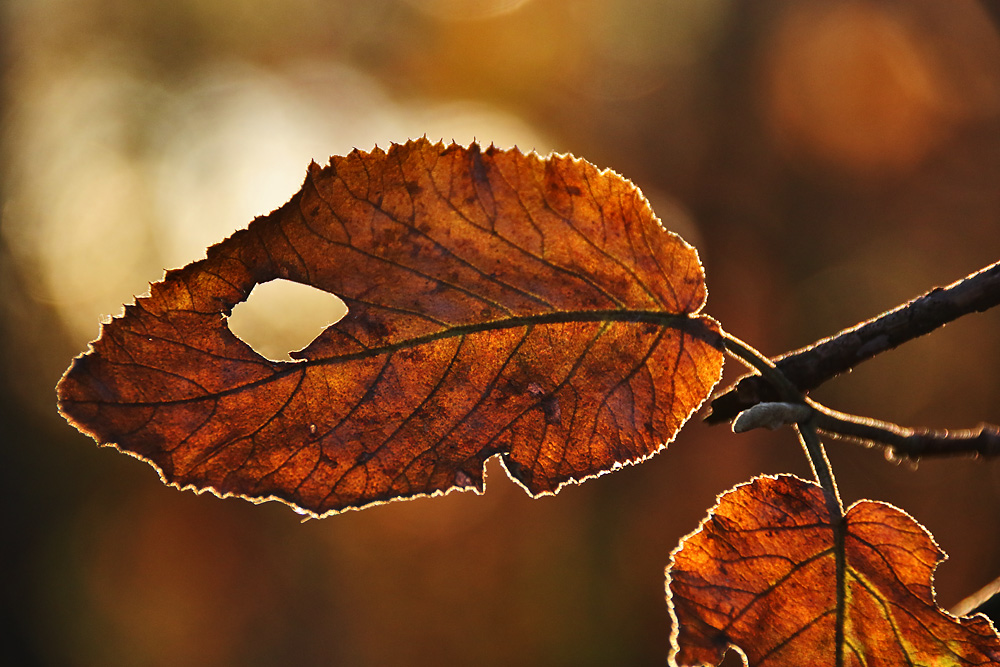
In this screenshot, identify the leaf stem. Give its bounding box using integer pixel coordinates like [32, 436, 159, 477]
[798, 419, 846, 667]
[794, 419, 843, 518]
[718, 333, 800, 402]
[721, 332, 843, 509]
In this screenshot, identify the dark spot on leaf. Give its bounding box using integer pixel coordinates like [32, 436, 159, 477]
[541, 395, 561, 425]
[469, 143, 489, 191]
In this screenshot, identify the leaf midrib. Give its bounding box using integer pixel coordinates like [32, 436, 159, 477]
[77, 309, 721, 408]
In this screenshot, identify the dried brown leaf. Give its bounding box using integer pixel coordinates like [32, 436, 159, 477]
[667, 474, 1000, 666]
[57, 139, 724, 516]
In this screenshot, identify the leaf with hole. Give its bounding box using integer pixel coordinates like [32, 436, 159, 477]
[56, 139, 724, 516]
[666, 474, 1000, 666]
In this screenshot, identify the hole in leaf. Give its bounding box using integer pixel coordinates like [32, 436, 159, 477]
[227, 279, 347, 362]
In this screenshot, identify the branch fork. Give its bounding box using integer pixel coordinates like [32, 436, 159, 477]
[715, 260, 1000, 461]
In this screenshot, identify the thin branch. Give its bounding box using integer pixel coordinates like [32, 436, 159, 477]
[952, 574, 1000, 618]
[706, 260, 1000, 424]
[810, 403, 1000, 458]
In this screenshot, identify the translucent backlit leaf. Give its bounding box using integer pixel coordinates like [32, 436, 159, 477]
[667, 474, 1000, 666]
[57, 139, 724, 516]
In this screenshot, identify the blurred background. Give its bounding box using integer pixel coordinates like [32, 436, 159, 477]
[4, 0, 1000, 664]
